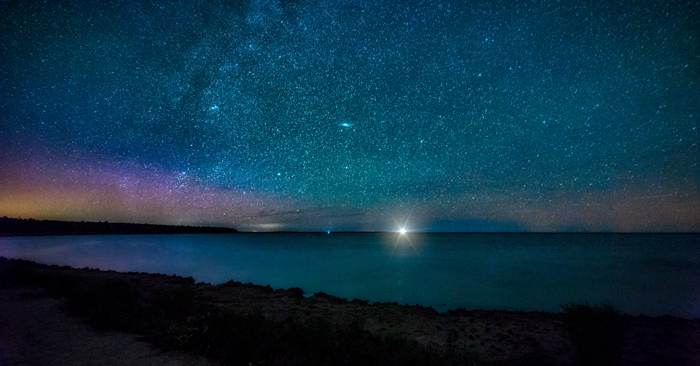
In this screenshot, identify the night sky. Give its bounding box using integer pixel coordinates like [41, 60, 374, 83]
[1, 0, 698, 232]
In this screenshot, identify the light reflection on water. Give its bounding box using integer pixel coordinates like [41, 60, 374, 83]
[1, 233, 698, 318]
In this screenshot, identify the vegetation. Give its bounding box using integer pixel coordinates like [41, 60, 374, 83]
[560, 302, 626, 366]
[0, 216, 237, 236]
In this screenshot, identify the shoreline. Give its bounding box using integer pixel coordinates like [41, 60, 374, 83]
[1, 257, 698, 365]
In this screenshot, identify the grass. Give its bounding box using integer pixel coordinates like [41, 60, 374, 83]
[560, 302, 626, 366]
[172, 310, 480, 366]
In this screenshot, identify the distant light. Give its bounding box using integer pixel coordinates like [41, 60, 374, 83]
[327, 230, 331, 234]
[400, 228, 406, 235]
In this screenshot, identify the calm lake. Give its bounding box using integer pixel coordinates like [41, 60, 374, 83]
[1, 233, 698, 318]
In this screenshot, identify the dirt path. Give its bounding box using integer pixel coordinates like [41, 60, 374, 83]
[0, 287, 223, 366]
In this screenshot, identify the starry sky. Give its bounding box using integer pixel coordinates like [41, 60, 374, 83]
[1, 0, 699, 232]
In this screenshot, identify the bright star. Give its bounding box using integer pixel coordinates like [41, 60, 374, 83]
[388, 214, 419, 260]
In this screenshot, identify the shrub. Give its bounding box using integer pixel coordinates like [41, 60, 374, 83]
[65, 277, 141, 330]
[149, 284, 197, 320]
[560, 302, 625, 366]
[177, 311, 481, 366]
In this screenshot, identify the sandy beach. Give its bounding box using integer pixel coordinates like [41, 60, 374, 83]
[1, 257, 698, 365]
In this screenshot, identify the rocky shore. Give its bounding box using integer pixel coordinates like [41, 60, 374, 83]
[1, 257, 698, 365]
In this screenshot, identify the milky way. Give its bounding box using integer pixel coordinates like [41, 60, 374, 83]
[1, 0, 698, 231]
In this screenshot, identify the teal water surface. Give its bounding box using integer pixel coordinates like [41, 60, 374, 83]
[1, 233, 698, 318]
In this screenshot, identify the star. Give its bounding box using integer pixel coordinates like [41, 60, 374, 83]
[0, 0, 696, 232]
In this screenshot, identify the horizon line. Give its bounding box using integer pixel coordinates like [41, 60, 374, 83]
[247, 230, 699, 234]
[2, 217, 697, 234]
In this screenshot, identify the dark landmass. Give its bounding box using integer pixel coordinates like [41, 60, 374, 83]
[0, 217, 237, 236]
[1, 257, 698, 366]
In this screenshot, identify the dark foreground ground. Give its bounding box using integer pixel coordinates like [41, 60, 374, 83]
[0, 257, 698, 366]
[0, 287, 225, 366]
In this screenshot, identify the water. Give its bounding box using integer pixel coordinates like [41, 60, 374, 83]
[1, 233, 698, 318]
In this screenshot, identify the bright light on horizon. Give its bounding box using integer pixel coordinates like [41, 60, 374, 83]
[400, 228, 406, 235]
